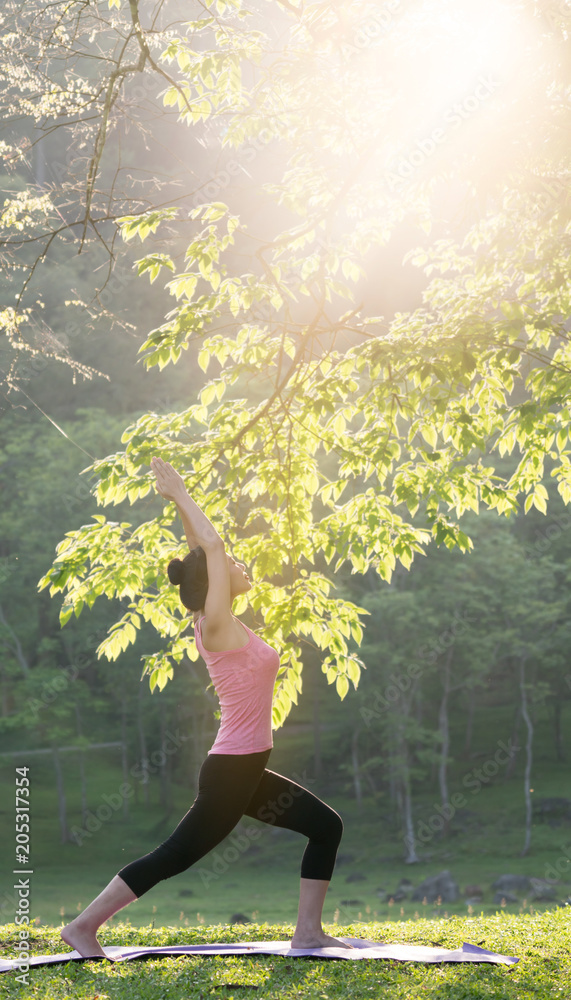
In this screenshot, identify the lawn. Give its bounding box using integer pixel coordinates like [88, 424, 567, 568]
[1, 909, 570, 999]
[2, 698, 570, 1000]
[2, 741, 571, 930]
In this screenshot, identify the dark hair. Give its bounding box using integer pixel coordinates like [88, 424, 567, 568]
[167, 546, 208, 611]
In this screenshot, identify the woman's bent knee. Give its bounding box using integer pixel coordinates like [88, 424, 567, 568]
[329, 809, 344, 846]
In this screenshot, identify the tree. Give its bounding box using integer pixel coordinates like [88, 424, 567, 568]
[21, 0, 571, 732]
[0, 0, 276, 402]
[473, 525, 563, 856]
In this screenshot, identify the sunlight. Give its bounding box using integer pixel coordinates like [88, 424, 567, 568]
[333, 0, 539, 199]
[405, 0, 524, 117]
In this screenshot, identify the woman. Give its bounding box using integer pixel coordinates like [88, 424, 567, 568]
[61, 456, 349, 958]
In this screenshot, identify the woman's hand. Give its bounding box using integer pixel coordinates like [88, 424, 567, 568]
[151, 456, 188, 503]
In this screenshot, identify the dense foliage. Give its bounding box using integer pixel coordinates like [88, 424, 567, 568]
[31, 0, 571, 709]
[2, 0, 571, 854]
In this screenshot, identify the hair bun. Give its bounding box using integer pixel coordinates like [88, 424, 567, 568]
[167, 557, 185, 585]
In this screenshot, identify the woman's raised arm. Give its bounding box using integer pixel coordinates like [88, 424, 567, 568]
[150, 456, 224, 553]
[151, 456, 235, 632]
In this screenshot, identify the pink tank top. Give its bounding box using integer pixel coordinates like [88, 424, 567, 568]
[195, 616, 280, 754]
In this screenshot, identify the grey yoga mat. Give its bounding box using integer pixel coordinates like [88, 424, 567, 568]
[0, 937, 519, 972]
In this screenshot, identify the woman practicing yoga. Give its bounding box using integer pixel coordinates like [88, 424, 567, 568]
[61, 456, 348, 957]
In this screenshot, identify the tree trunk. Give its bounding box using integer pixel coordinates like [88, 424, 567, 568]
[35, 592, 55, 669]
[52, 748, 70, 844]
[387, 735, 398, 807]
[438, 647, 454, 830]
[0, 603, 29, 674]
[401, 739, 419, 864]
[519, 654, 533, 857]
[464, 688, 475, 757]
[75, 704, 88, 826]
[414, 685, 423, 756]
[0, 657, 8, 716]
[388, 708, 419, 862]
[351, 728, 362, 811]
[78, 751, 87, 826]
[121, 698, 130, 819]
[430, 754, 438, 786]
[137, 685, 149, 806]
[552, 695, 565, 762]
[505, 701, 521, 780]
[364, 769, 378, 798]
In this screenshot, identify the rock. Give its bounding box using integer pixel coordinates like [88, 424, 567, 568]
[533, 797, 571, 821]
[493, 891, 519, 904]
[411, 870, 460, 903]
[376, 879, 412, 904]
[230, 913, 250, 924]
[386, 878, 414, 902]
[463, 884, 483, 900]
[529, 878, 558, 901]
[345, 872, 367, 883]
[491, 874, 531, 894]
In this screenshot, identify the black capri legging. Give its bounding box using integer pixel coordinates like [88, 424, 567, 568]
[117, 750, 343, 898]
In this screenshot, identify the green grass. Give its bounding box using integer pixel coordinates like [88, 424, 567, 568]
[30, 839, 571, 932]
[2, 697, 571, 934]
[2, 741, 571, 929]
[1, 910, 570, 999]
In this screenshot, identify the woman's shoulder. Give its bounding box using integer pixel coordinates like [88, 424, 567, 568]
[195, 614, 251, 653]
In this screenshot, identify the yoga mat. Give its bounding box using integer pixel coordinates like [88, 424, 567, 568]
[0, 937, 519, 972]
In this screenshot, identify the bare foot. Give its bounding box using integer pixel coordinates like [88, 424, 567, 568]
[60, 919, 108, 959]
[290, 931, 354, 950]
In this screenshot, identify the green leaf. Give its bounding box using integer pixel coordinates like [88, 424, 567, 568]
[532, 487, 547, 514]
[202, 203, 229, 221]
[336, 674, 349, 700]
[200, 383, 216, 406]
[420, 424, 438, 449]
[346, 658, 361, 687]
[59, 604, 74, 627]
[305, 470, 319, 495]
